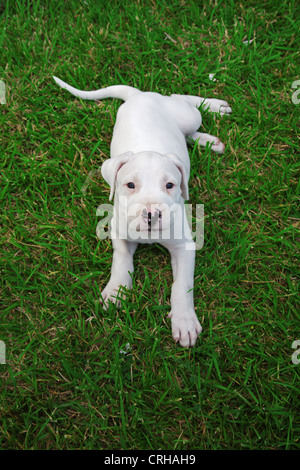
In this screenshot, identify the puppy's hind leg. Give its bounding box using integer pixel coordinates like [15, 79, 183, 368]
[187, 132, 225, 154]
[172, 94, 232, 116]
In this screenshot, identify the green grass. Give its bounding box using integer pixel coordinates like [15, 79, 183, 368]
[0, 0, 299, 450]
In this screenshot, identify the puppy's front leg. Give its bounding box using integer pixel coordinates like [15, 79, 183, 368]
[166, 242, 202, 347]
[101, 238, 138, 307]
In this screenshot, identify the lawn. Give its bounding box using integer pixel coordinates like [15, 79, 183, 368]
[0, 0, 299, 450]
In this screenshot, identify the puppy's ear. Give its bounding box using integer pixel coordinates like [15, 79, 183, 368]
[166, 154, 189, 200]
[101, 152, 133, 200]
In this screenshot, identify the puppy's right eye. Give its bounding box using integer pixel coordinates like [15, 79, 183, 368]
[127, 182, 135, 189]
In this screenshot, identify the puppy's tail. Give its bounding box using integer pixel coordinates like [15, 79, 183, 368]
[53, 76, 141, 102]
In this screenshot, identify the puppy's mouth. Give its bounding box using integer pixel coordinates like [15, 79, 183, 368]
[135, 224, 162, 233]
[147, 226, 161, 233]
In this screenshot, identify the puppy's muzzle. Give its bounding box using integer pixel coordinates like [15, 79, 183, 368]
[142, 208, 162, 231]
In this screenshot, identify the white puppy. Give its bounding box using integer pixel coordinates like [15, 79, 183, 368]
[53, 76, 232, 347]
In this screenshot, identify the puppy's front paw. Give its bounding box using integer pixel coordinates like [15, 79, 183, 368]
[100, 284, 122, 309]
[168, 310, 202, 347]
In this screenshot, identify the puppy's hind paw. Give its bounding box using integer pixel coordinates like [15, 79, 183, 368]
[204, 98, 232, 116]
[211, 140, 225, 154]
[219, 103, 232, 116]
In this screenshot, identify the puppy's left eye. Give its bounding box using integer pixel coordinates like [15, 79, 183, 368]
[127, 182, 135, 189]
[166, 182, 174, 189]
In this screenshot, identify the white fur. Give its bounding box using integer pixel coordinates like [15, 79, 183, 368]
[53, 76, 232, 347]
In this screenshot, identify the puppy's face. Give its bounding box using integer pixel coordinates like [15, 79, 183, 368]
[101, 151, 189, 240]
[117, 154, 185, 239]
